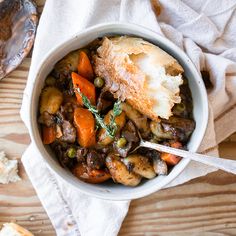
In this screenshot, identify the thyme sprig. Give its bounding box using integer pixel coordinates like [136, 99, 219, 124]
[108, 100, 122, 137]
[74, 88, 121, 138]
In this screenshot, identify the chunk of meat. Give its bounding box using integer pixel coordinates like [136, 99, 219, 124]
[161, 117, 195, 142]
[172, 81, 194, 119]
[113, 141, 132, 158]
[52, 142, 74, 168]
[138, 148, 160, 160]
[60, 120, 76, 143]
[76, 147, 88, 163]
[38, 111, 55, 127]
[72, 163, 111, 184]
[96, 89, 115, 113]
[86, 150, 106, 169]
[112, 121, 139, 158]
[60, 102, 77, 122]
[121, 120, 139, 143]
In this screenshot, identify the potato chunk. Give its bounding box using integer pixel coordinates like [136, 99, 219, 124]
[153, 157, 168, 175]
[40, 87, 63, 114]
[121, 102, 150, 135]
[106, 154, 141, 186]
[98, 110, 126, 146]
[54, 50, 80, 77]
[123, 154, 156, 179]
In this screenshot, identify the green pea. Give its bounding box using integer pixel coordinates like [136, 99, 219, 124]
[117, 137, 127, 148]
[94, 77, 104, 88]
[45, 76, 56, 86]
[175, 103, 186, 112]
[67, 147, 76, 158]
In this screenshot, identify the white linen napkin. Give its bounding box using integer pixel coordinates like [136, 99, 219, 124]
[20, 0, 236, 235]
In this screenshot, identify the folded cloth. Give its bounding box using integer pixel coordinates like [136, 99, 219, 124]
[20, 0, 236, 235]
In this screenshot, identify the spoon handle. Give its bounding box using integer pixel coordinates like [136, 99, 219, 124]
[141, 141, 236, 175]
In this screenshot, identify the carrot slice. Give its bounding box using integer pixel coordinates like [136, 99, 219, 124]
[77, 51, 94, 80]
[72, 72, 96, 106]
[161, 141, 182, 165]
[74, 107, 96, 147]
[42, 126, 56, 144]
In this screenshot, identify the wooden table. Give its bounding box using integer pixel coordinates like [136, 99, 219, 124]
[0, 1, 236, 235]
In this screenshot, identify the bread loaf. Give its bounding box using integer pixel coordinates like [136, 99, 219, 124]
[94, 36, 183, 120]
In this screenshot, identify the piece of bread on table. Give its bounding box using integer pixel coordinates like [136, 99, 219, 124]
[0, 151, 21, 184]
[94, 36, 183, 120]
[0, 223, 34, 236]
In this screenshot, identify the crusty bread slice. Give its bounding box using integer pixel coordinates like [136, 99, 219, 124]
[0, 223, 34, 236]
[94, 36, 183, 120]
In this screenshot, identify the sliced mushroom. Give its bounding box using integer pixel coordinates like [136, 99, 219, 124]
[106, 154, 141, 186]
[150, 120, 173, 140]
[123, 154, 156, 179]
[153, 157, 168, 175]
[121, 102, 150, 137]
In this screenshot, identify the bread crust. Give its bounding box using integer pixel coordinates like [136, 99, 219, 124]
[0, 223, 34, 236]
[94, 37, 183, 120]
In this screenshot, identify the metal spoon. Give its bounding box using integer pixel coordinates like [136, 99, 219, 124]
[133, 131, 236, 175]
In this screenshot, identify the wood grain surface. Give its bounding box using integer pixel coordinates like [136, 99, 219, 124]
[0, 1, 236, 235]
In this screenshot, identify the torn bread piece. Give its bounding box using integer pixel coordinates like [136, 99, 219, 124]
[0, 223, 34, 236]
[94, 36, 184, 120]
[0, 151, 21, 184]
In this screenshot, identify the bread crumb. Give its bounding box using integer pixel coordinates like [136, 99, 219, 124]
[0, 151, 21, 184]
[0, 223, 34, 236]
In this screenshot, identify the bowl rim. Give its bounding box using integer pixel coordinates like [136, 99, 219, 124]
[28, 22, 209, 200]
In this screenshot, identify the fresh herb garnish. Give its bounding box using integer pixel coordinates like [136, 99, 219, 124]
[74, 88, 121, 138]
[107, 100, 122, 137]
[113, 100, 122, 116]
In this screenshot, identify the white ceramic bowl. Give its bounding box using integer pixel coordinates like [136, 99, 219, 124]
[29, 23, 208, 200]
